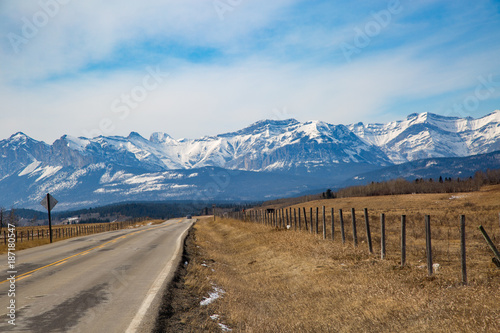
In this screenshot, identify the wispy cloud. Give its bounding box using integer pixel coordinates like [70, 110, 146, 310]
[1, 0, 499, 143]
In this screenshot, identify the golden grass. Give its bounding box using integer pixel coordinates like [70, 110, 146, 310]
[186, 187, 500, 332]
[0, 219, 164, 254]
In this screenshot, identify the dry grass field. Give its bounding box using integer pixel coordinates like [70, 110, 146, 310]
[163, 186, 500, 332]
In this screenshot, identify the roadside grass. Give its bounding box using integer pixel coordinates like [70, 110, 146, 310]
[176, 187, 500, 332]
[0, 219, 165, 254]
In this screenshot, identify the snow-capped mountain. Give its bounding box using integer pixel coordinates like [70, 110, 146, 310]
[348, 110, 500, 163]
[51, 118, 391, 173]
[0, 111, 499, 209]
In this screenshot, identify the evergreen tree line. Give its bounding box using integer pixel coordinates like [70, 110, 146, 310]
[322, 169, 500, 199]
[0, 201, 259, 227]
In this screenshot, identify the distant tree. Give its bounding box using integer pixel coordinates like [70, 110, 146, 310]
[8, 207, 17, 227]
[439, 176, 443, 183]
[0, 207, 4, 233]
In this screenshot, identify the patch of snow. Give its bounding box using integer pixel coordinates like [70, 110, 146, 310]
[124, 174, 164, 185]
[35, 166, 62, 182]
[200, 286, 225, 306]
[449, 195, 467, 200]
[18, 160, 41, 176]
[94, 188, 120, 194]
[170, 184, 193, 189]
[65, 135, 90, 152]
[218, 323, 232, 332]
[425, 161, 437, 168]
[100, 170, 131, 184]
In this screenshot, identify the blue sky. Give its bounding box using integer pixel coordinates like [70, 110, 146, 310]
[1, 0, 500, 143]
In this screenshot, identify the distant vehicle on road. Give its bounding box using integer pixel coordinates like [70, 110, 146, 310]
[186, 215, 192, 219]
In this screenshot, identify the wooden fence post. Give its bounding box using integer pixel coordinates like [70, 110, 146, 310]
[298, 208, 301, 230]
[381, 213, 386, 260]
[401, 215, 406, 267]
[425, 215, 433, 276]
[314, 207, 319, 235]
[364, 208, 373, 254]
[310, 208, 313, 233]
[294, 208, 297, 231]
[339, 209, 345, 244]
[303, 207, 307, 231]
[478, 225, 500, 264]
[351, 208, 358, 247]
[322, 206, 326, 239]
[460, 215, 467, 285]
[331, 207, 334, 241]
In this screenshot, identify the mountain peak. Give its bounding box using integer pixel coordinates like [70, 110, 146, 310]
[127, 132, 146, 140]
[9, 132, 29, 141]
[150, 132, 173, 144]
[250, 118, 299, 127]
[406, 113, 419, 120]
[59, 135, 90, 152]
[220, 118, 300, 137]
[3, 132, 43, 146]
[242, 118, 300, 132]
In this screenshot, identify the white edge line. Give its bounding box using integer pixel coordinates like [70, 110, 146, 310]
[125, 220, 193, 333]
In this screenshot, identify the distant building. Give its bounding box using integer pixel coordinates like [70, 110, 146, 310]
[61, 217, 80, 225]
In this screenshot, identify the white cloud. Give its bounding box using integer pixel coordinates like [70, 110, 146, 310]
[0, 0, 499, 143]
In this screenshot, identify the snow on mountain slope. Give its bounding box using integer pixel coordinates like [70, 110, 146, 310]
[0, 111, 499, 209]
[0, 132, 51, 178]
[349, 110, 500, 163]
[2, 112, 499, 178]
[64, 118, 389, 174]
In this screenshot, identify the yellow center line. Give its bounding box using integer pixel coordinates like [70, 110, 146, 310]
[0, 220, 180, 284]
[17, 275, 32, 281]
[54, 261, 67, 266]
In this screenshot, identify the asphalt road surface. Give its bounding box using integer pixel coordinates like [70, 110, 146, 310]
[0, 218, 194, 332]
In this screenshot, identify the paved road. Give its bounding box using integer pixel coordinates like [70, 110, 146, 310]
[0, 218, 194, 332]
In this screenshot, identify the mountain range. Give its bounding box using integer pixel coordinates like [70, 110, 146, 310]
[1, 110, 499, 210]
